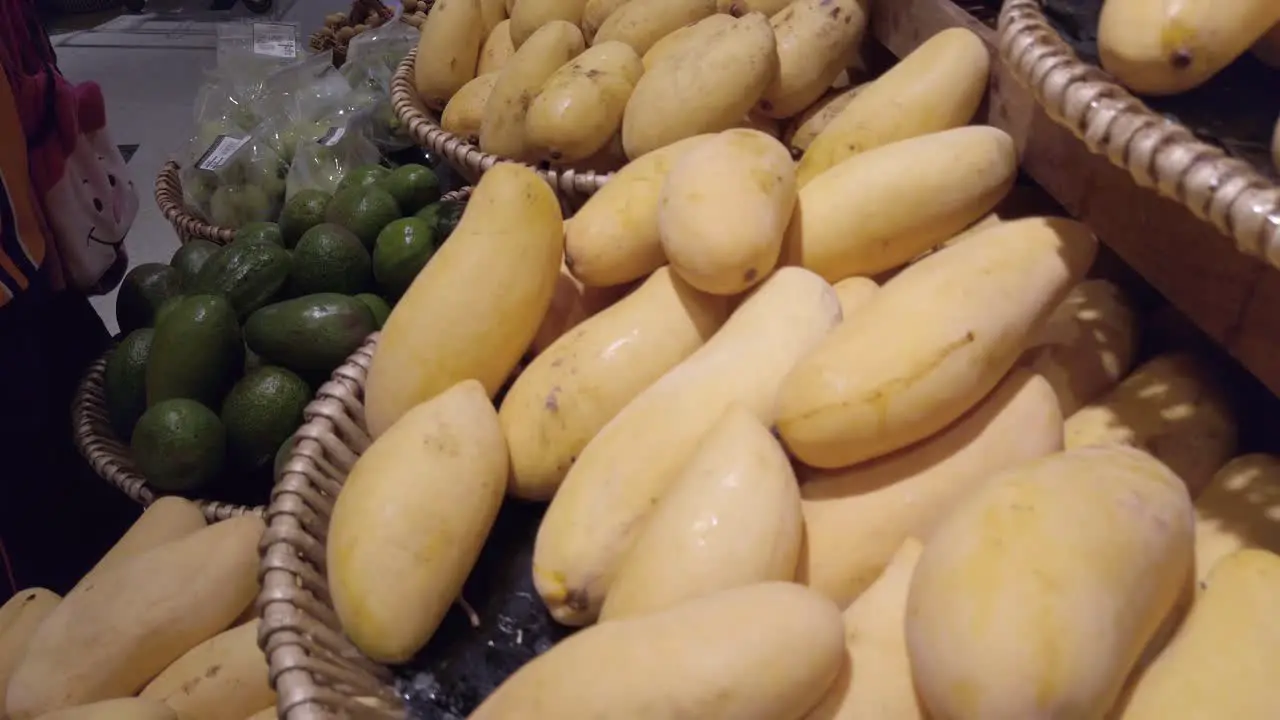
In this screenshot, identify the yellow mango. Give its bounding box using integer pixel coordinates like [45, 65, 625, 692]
[528, 258, 631, 355]
[477, 19, 516, 75]
[621, 12, 776, 159]
[481, 20, 585, 159]
[1119, 548, 1280, 720]
[783, 126, 1017, 282]
[480, 0, 508, 34]
[526, 41, 644, 163]
[565, 134, 711, 287]
[7, 516, 264, 719]
[830, 276, 877, 319]
[364, 164, 562, 437]
[1065, 352, 1237, 497]
[1098, 0, 1280, 95]
[1193, 454, 1280, 583]
[30, 699, 177, 720]
[510, 0, 589, 47]
[659, 128, 797, 295]
[502, 266, 729, 500]
[640, 13, 735, 70]
[777, 217, 1096, 469]
[804, 538, 925, 720]
[906, 446, 1195, 720]
[533, 267, 841, 625]
[758, 0, 867, 119]
[797, 27, 989, 186]
[582, 0, 630, 41]
[593, 0, 716, 55]
[600, 406, 803, 621]
[139, 621, 273, 720]
[784, 84, 866, 154]
[0, 589, 60, 713]
[330, 380, 507, 663]
[441, 72, 498, 140]
[79, 496, 206, 588]
[471, 583, 846, 719]
[1023, 278, 1139, 416]
[799, 368, 1063, 608]
[414, 0, 484, 110]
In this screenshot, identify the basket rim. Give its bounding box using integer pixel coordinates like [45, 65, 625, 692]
[390, 50, 614, 199]
[72, 351, 265, 523]
[155, 160, 238, 246]
[996, 0, 1280, 269]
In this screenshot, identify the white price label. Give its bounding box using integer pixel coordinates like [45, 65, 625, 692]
[195, 135, 249, 171]
[252, 22, 297, 59]
[317, 127, 347, 147]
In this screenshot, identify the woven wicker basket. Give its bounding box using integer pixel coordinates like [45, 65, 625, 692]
[389, 50, 614, 202]
[257, 334, 406, 719]
[72, 354, 264, 522]
[155, 161, 237, 247]
[997, 0, 1280, 270]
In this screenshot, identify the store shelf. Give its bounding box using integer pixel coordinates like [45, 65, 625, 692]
[867, 0, 1280, 397]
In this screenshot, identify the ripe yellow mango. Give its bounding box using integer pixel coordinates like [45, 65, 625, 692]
[526, 41, 644, 163]
[593, 0, 716, 56]
[777, 217, 1096, 469]
[907, 447, 1195, 720]
[364, 164, 562, 437]
[600, 406, 803, 621]
[757, 0, 867, 120]
[330, 380, 508, 663]
[414, 0, 484, 110]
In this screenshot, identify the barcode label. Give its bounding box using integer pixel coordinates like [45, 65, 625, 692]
[195, 135, 249, 170]
[252, 22, 297, 59]
[317, 127, 346, 147]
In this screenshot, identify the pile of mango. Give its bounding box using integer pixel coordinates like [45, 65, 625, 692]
[0, 501, 272, 720]
[414, 0, 888, 172]
[316, 22, 1280, 713]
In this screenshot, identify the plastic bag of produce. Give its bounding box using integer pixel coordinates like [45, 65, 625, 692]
[284, 100, 382, 199]
[256, 51, 355, 165]
[345, 1, 418, 74]
[341, 61, 411, 152]
[180, 124, 288, 228]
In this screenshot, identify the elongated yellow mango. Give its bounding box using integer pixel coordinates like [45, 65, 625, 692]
[1119, 548, 1280, 720]
[1024, 278, 1139, 416]
[1098, 0, 1280, 95]
[660, 129, 797, 295]
[526, 41, 644, 163]
[481, 20, 585, 159]
[783, 126, 1016, 282]
[1065, 352, 1237, 497]
[804, 538, 925, 720]
[501, 267, 730, 500]
[799, 368, 1063, 607]
[757, 0, 867, 120]
[777, 217, 1096, 469]
[414, 0, 484, 109]
[533, 267, 841, 625]
[565, 134, 712, 287]
[641, 13, 735, 70]
[621, 12, 776, 159]
[330, 380, 508, 663]
[138, 621, 274, 720]
[797, 28, 989, 187]
[907, 446, 1195, 720]
[600, 406, 803, 621]
[478, 19, 515, 74]
[830, 277, 877, 319]
[441, 72, 498, 141]
[472, 583, 846, 719]
[365, 164, 562, 437]
[0, 589, 60, 714]
[1193, 454, 1280, 582]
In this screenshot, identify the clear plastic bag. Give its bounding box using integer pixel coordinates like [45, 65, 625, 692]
[345, 1, 419, 74]
[285, 100, 382, 199]
[256, 51, 354, 164]
[181, 126, 288, 228]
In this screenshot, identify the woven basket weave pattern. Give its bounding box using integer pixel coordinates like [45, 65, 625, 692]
[389, 50, 613, 202]
[998, 0, 1280, 268]
[155, 161, 237, 247]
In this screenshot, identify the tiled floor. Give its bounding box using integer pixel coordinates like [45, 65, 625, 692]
[46, 0, 333, 333]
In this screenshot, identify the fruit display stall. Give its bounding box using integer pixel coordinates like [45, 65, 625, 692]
[4, 0, 1279, 719]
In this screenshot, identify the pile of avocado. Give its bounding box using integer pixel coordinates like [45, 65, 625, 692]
[105, 161, 465, 502]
